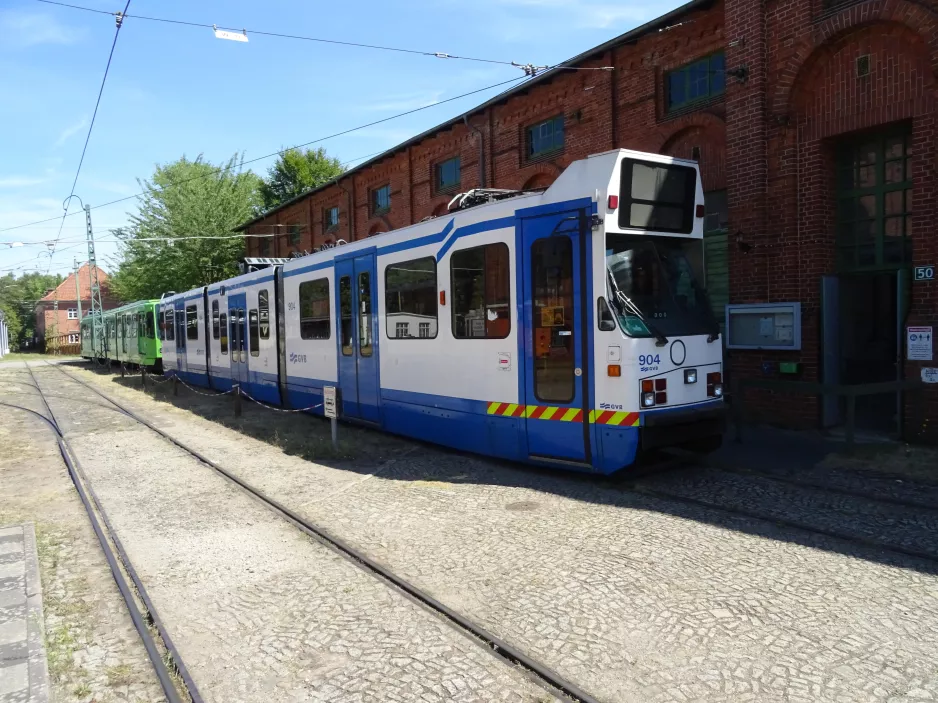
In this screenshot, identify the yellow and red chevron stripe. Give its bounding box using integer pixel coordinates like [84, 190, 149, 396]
[588, 410, 641, 427]
[486, 402, 583, 422]
[486, 403, 640, 426]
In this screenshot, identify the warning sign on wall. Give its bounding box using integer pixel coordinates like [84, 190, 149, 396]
[907, 326, 933, 361]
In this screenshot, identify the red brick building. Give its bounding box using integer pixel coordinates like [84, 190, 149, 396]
[35, 264, 118, 351]
[239, 0, 938, 441]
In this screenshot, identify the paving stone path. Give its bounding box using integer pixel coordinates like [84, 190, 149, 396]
[60, 364, 938, 703]
[27, 366, 557, 703]
[0, 524, 49, 703]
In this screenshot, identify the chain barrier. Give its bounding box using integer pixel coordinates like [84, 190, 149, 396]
[144, 372, 173, 385]
[175, 376, 235, 397]
[236, 385, 323, 413]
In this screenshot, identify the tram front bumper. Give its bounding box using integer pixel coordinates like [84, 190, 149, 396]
[640, 404, 727, 450]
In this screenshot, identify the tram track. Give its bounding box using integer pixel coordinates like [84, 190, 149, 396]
[708, 463, 938, 513]
[619, 449, 938, 566]
[37, 361, 603, 703]
[1, 364, 199, 703]
[660, 447, 938, 513]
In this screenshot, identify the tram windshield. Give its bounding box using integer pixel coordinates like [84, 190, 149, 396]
[605, 234, 718, 340]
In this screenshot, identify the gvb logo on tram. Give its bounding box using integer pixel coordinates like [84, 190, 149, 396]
[102, 148, 726, 475]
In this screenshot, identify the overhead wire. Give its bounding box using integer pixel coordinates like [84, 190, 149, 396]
[35, 0, 614, 73]
[6, 2, 615, 241]
[0, 148, 402, 247]
[47, 0, 132, 272]
[0, 74, 529, 234]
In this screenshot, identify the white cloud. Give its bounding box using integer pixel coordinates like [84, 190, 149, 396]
[364, 90, 445, 113]
[85, 178, 135, 196]
[468, 0, 665, 36]
[0, 176, 46, 188]
[0, 10, 85, 49]
[55, 117, 88, 147]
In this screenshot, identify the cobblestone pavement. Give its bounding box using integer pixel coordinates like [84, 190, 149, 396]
[0, 523, 48, 703]
[28, 365, 558, 703]
[52, 364, 938, 703]
[0, 369, 165, 703]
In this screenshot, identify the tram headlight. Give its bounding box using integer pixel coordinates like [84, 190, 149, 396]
[684, 368, 697, 384]
[642, 391, 656, 407]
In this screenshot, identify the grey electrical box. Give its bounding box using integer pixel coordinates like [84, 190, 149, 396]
[725, 302, 801, 350]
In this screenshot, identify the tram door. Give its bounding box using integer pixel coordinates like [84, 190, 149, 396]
[520, 209, 592, 466]
[335, 252, 380, 423]
[228, 293, 247, 386]
[173, 301, 188, 374]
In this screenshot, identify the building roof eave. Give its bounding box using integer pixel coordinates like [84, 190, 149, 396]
[234, 0, 714, 232]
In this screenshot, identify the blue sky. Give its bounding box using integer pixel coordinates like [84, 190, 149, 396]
[0, 0, 683, 278]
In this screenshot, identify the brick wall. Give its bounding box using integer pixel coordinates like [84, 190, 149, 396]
[244, 2, 725, 250]
[244, 0, 938, 441]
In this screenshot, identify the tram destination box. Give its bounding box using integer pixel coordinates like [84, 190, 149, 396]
[725, 302, 802, 351]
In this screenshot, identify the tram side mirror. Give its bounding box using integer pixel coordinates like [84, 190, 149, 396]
[597, 297, 616, 331]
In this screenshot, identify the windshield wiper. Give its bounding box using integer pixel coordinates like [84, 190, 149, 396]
[606, 269, 669, 347]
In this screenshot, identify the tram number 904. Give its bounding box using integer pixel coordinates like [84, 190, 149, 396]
[638, 354, 661, 366]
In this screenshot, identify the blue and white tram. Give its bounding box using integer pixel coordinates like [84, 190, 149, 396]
[160, 148, 725, 474]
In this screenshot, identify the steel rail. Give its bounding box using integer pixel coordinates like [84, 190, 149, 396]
[43, 361, 603, 703]
[0, 396, 190, 703]
[615, 452, 938, 566]
[709, 464, 938, 513]
[22, 365, 204, 703]
[660, 447, 938, 513]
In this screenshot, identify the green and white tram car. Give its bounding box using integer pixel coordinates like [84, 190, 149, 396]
[85, 300, 162, 369]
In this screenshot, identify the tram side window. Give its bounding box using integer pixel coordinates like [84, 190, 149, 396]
[145, 311, 155, 339]
[385, 256, 438, 339]
[451, 243, 510, 339]
[298, 279, 331, 340]
[219, 312, 228, 354]
[248, 309, 260, 356]
[162, 312, 172, 341]
[186, 305, 199, 340]
[339, 276, 352, 355]
[212, 301, 220, 340]
[259, 290, 271, 340]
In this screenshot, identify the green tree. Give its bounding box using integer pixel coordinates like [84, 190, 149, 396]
[110, 154, 262, 301]
[0, 272, 63, 350]
[259, 147, 344, 210]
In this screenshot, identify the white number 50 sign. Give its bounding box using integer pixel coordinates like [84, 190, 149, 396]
[914, 265, 935, 281]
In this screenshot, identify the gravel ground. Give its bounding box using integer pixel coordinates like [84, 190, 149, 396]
[52, 362, 938, 703]
[28, 364, 558, 703]
[0, 367, 165, 703]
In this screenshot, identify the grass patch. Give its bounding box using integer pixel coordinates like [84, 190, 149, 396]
[72, 682, 91, 697]
[106, 663, 135, 687]
[0, 352, 77, 363]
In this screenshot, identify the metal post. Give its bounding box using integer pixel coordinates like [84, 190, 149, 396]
[732, 377, 744, 443]
[331, 416, 338, 451]
[73, 258, 83, 321]
[845, 392, 856, 452]
[141, 368, 147, 390]
[121, 363, 125, 378]
[84, 205, 105, 356]
[172, 375, 178, 397]
[234, 384, 242, 417]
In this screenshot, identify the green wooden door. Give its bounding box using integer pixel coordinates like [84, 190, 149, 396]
[836, 127, 913, 272]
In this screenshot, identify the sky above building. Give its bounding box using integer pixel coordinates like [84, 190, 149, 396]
[0, 0, 684, 277]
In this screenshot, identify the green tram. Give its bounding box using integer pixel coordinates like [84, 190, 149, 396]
[80, 300, 162, 370]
